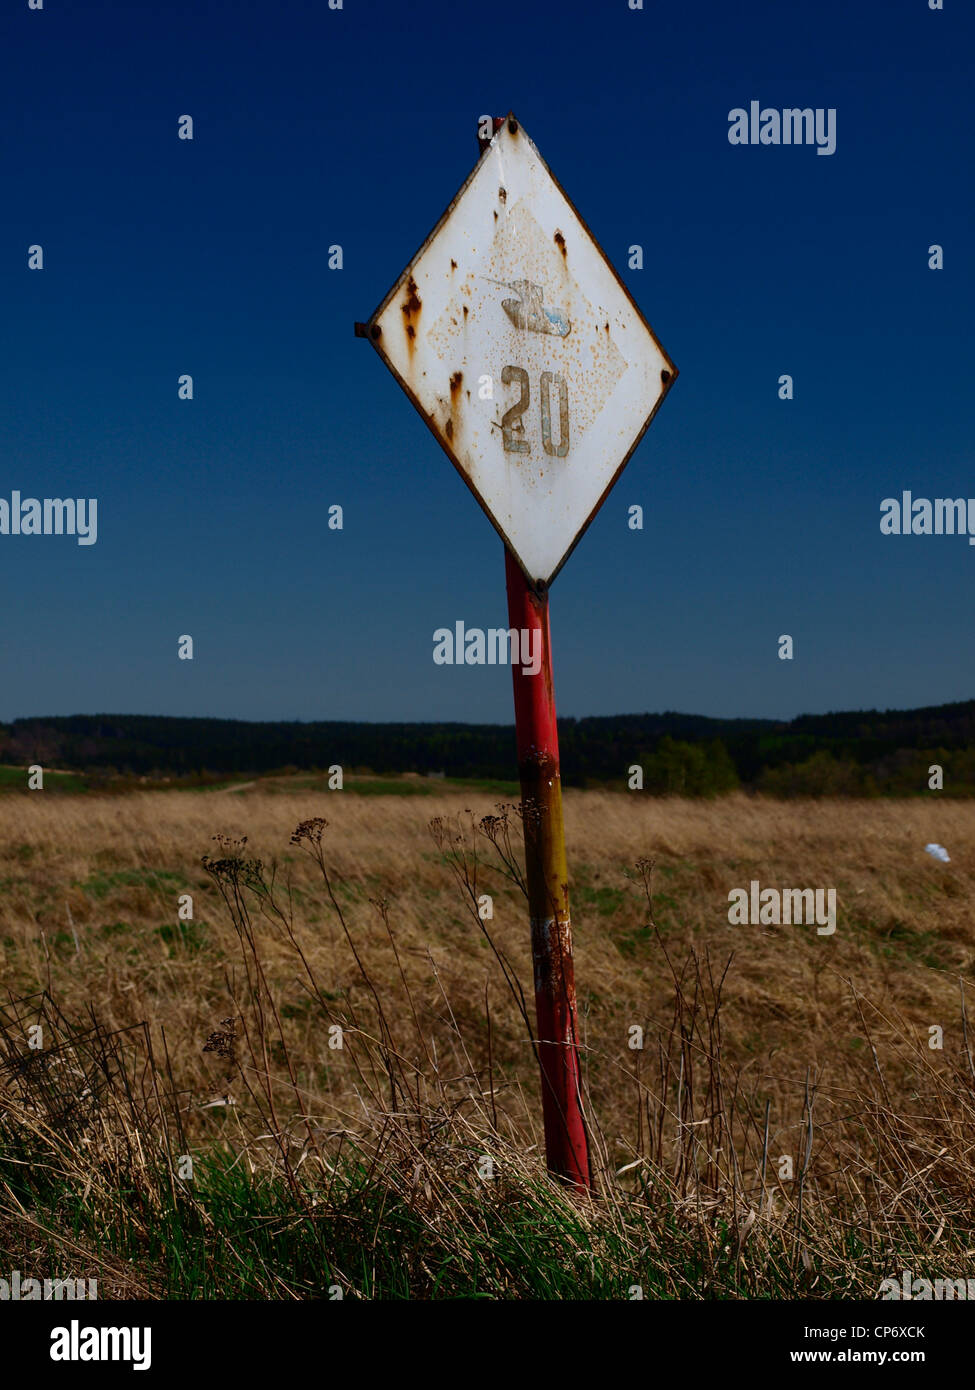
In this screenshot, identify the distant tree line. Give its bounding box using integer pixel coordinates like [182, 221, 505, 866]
[1, 700, 974, 795]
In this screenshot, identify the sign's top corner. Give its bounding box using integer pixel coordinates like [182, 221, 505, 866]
[481, 112, 525, 154]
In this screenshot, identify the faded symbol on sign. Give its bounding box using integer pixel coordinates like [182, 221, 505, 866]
[484, 278, 571, 338]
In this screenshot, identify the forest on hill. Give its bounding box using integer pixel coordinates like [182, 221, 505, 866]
[3, 700, 975, 795]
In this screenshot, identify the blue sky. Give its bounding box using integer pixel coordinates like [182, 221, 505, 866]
[1, 0, 972, 723]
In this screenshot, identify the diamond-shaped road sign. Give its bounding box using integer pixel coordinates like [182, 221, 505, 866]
[360, 114, 677, 589]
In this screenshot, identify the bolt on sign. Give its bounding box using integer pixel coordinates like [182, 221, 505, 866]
[357, 115, 677, 1189]
[357, 114, 677, 588]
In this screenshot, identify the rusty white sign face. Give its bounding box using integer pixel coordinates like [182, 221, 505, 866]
[362, 115, 677, 587]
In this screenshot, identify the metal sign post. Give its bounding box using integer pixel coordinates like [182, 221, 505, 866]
[505, 548, 590, 1187]
[356, 114, 677, 1188]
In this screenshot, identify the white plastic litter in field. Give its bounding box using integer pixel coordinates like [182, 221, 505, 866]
[925, 843, 950, 863]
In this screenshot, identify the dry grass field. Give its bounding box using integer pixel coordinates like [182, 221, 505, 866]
[2, 783, 974, 1298]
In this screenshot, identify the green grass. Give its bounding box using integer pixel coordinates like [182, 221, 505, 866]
[342, 776, 521, 797]
[154, 920, 211, 955]
[0, 1140, 953, 1301]
[99, 921, 132, 938]
[1, 1147, 623, 1298]
[848, 909, 956, 971]
[77, 868, 185, 899]
[0, 766, 522, 799]
[0, 765, 89, 793]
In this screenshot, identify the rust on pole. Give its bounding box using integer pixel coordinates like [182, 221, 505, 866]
[505, 547, 591, 1188]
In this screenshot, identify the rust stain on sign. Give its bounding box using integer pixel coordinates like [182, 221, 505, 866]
[401, 276, 422, 348]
